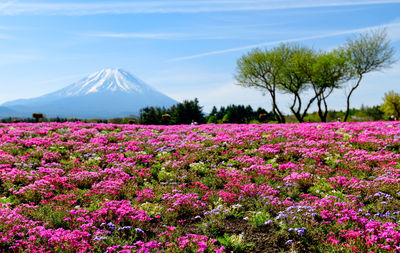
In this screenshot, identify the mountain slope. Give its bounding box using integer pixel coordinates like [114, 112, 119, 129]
[2, 68, 178, 118]
[0, 106, 22, 118]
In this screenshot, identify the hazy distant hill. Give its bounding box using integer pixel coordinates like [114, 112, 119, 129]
[0, 106, 22, 118]
[2, 68, 178, 119]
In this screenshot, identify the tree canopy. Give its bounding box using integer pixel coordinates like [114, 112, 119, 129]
[380, 90, 400, 119]
[235, 47, 286, 123]
[343, 29, 396, 121]
[234, 29, 396, 123]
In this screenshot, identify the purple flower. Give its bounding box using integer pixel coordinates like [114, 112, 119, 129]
[135, 228, 144, 233]
[264, 220, 273, 225]
[94, 236, 107, 241]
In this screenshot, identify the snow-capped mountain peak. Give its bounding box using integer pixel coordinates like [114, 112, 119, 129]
[1, 68, 178, 119]
[59, 68, 153, 96]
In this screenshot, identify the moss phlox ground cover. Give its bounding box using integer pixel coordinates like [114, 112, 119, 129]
[0, 122, 400, 252]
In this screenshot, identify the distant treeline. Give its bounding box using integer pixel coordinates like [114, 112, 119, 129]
[295, 105, 385, 123]
[0, 99, 389, 124]
[0, 117, 108, 124]
[139, 98, 205, 125]
[138, 100, 274, 125]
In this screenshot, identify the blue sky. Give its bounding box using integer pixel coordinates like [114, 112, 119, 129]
[0, 0, 399, 113]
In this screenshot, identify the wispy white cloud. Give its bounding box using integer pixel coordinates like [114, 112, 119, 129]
[0, 0, 399, 15]
[87, 32, 229, 40]
[88, 32, 184, 40]
[168, 22, 400, 62]
[84, 21, 297, 41]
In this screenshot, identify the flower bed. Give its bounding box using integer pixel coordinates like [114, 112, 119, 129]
[0, 122, 400, 252]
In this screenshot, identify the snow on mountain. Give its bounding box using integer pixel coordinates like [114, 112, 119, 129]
[2, 68, 178, 119]
[55, 68, 154, 96]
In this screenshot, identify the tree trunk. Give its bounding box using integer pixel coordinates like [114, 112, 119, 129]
[301, 95, 318, 122]
[344, 75, 363, 122]
[290, 94, 303, 123]
[316, 96, 325, 122]
[296, 94, 304, 123]
[271, 92, 285, 123]
[290, 107, 303, 123]
[311, 84, 326, 123]
[321, 91, 329, 122]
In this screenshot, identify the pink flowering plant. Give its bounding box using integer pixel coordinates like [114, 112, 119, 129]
[0, 122, 400, 252]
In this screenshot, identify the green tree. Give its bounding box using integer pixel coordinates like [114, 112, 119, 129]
[32, 113, 44, 123]
[343, 29, 396, 122]
[235, 48, 286, 123]
[380, 90, 400, 119]
[222, 105, 253, 123]
[139, 107, 161, 124]
[207, 115, 218, 124]
[209, 106, 218, 117]
[206, 106, 219, 123]
[355, 105, 384, 121]
[170, 98, 205, 124]
[256, 107, 274, 122]
[307, 49, 352, 122]
[216, 106, 226, 121]
[235, 43, 350, 123]
[277, 44, 316, 122]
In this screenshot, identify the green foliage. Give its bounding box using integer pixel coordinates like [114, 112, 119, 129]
[139, 106, 168, 125]
[234, 43, 352, 123]
[235, 47, 287, 123]
[380, 90, 400, 119]
[343, 29, 396, 121]
[248, 210, 271, 227]
[0, 196, 16, 205]
[32, 113, 44, 122]
[235, 28, 395, 123]
[107, 117, 137, 124]
[189, 162, 208, 176]
[277, 44, 316, 122]
[207, 115, 218, 124]
[302, 105, 384, 122]
[139, 98, 205, 125]
[217, 233, 254, 252]
[345, 29, 396, 75]
[223, 105, 253, 123]
[157, 169, 175, 182]
[29, 205, 70, 229]
[310, 49, 353, 122]
[207, 104, 274, 123]
[355, 105, 384, 121]
[170, 98, 205, 124]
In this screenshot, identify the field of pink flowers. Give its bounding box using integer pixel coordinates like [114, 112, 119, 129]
[0, 122, 400, 252]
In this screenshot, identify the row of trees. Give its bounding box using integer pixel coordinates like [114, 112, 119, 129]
[207, 105, 275, 123]
[139, 101, 277, 125]
[303, 91, 400, 122]
[138, 91, 400, 124]
[138, 94, 400, 124]
[235, 29, 396, 123]
[139, 99, 205, 125]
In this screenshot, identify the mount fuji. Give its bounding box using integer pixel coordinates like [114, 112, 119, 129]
[2, 68, 178, 119]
